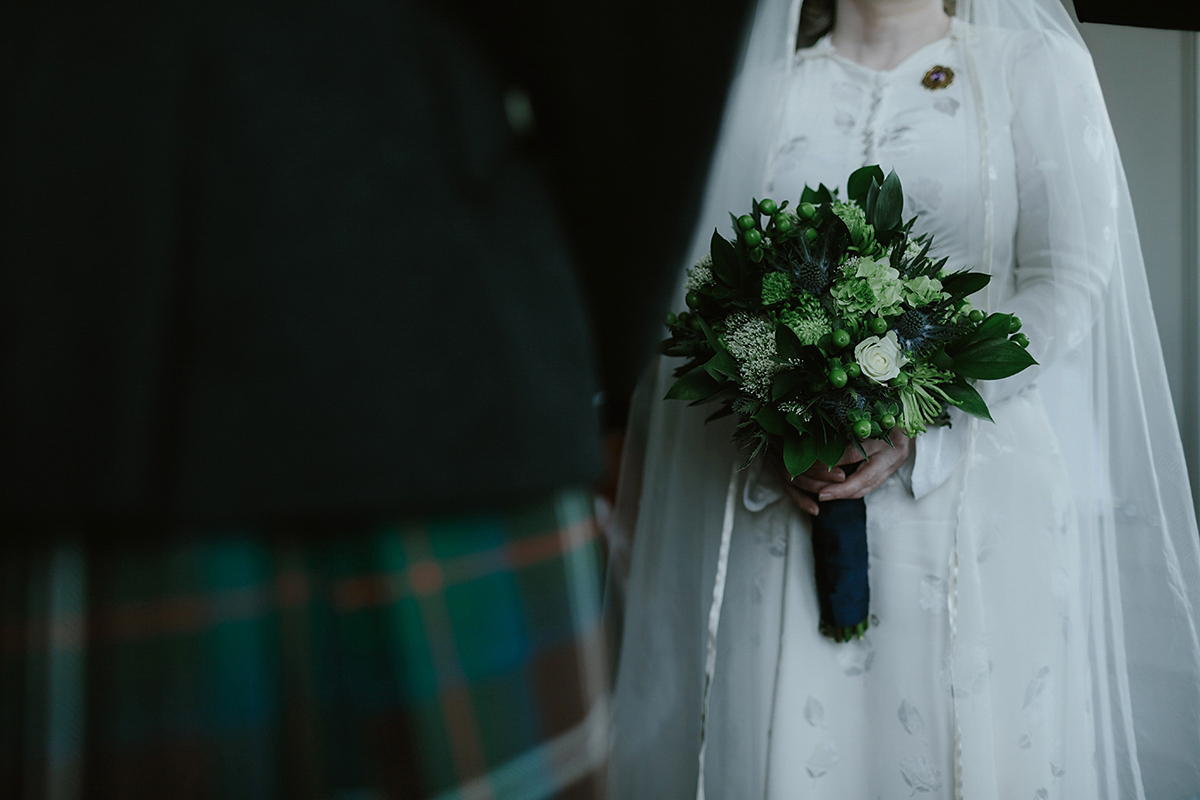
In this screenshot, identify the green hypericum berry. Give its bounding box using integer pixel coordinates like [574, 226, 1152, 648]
[845, 362, 861, 378]
[773, 214, 792, 233]
[1012, 332, 1030, 348]
[743, 229, 763, 247]
[1009, 315, 1023, 333]
[798, 202, 817, 220]
[880, 413, 896, 429]
[852, 419, 872, 439]
[969, 309, 986, 323]
[688, 315, 703, 331]
[685, 290, 700, 309]
[666, 311, 677, 325]
[737, 214, 756, 231]
[829, 368, 848, 388]
[758, 198, 777, 215]
[832, 329, 851, 348]
[750, 246, 764, 263]
[804, 226, 819, 242]
[869, 317, 888, 334]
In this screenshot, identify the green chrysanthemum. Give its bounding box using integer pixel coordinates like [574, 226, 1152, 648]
[903, 274, 947, 306]
[831, 255, 904, 316]
[833, 201, 875, 253]
[779, 292, 832, 346]
[761, 271, 792, 306]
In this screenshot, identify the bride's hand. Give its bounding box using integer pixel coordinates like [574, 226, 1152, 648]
[770, 432, 912, 515]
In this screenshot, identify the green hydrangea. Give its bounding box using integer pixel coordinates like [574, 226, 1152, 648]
[761, 271, 792, 306]
[779, 292, 832, 346]
[831, 255, 904, 316]
[833, 201, 875, 253]
[903, 275, 947, 306]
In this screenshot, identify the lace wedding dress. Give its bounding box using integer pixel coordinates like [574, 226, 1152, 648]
[607, 3, 1200, 799]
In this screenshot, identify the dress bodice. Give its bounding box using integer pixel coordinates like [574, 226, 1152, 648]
[768, 18, 1017, 305]
[764, 20, 1045, 498]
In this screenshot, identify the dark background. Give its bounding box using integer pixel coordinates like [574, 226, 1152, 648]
[1074, 0, 1200, 32]
[441, 0, 756, 428]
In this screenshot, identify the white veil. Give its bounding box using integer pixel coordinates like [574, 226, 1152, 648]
[607, 0, 1200, 797]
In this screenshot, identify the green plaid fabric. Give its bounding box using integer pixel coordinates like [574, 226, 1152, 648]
[0, 490, 609, 800]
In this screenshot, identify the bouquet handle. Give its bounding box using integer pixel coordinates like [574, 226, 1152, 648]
[809, 462, 871, 641]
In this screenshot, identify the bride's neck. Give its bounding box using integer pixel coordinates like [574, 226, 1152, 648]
[830, 0, 951, 71]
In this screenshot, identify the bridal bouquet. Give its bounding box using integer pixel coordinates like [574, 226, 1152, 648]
[661, 165, 1036, 642]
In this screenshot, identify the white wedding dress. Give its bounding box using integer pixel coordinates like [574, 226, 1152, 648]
[607, 4, 1200, 800]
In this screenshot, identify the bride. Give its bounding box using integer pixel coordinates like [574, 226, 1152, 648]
[606, 0, 1200, 797]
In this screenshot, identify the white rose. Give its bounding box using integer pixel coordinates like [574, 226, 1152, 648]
[854, 331, 908, 384]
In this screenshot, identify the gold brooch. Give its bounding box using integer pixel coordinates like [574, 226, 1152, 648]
[921, 65, 955, 90]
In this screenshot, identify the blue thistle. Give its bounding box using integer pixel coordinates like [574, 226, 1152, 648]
[892, 307, 968, 353]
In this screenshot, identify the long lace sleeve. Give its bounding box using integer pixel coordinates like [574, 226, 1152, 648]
[910, 31, 1119, 500]
[980, 30, 1119, 406]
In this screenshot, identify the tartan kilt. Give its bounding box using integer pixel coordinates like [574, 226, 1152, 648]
[0, 490, 610, 800]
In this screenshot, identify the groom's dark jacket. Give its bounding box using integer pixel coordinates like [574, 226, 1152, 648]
[0, 1, 749, 526]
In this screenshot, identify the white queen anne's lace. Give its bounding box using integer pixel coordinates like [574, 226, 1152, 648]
[723, 312, 784, 399]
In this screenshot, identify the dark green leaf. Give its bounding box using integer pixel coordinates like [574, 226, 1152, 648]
[784, 434, 818, 478]
[941, 271, 991, 298]
[707, 405, 736, 423]
[874, 170, 904, 232]
[800, 185, 821, 204]
[754, 406, 786, 436]
[775, 323, 805, 361]
[948, 312, 1014, 355]
[816, 422, 847, 469]
[664, 366, 724, 401]
[696, 314, 723, 353]
[847, 165, 885, 207]
[786, 410, 808, 433]
[704, 350, 740, 380]
[940, 380, 994, 422]
[814, 183, 834, 204]
[865, 179, 880, 224]
[952, 338, 1038, 380]
[771, 370, 801, 401]
[710, 230, 739, 287]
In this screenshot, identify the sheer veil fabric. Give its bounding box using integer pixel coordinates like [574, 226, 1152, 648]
[607, 0, 1200, 797]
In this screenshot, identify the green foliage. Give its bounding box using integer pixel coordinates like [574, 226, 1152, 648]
[658, 166, 1036, 472]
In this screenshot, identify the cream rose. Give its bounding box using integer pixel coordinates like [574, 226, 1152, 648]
[854, 331, 908, 384]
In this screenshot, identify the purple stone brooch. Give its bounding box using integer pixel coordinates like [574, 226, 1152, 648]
[922, 65, 955, 90]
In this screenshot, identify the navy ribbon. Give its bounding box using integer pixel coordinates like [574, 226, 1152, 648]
[808, 462, 870, 634]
